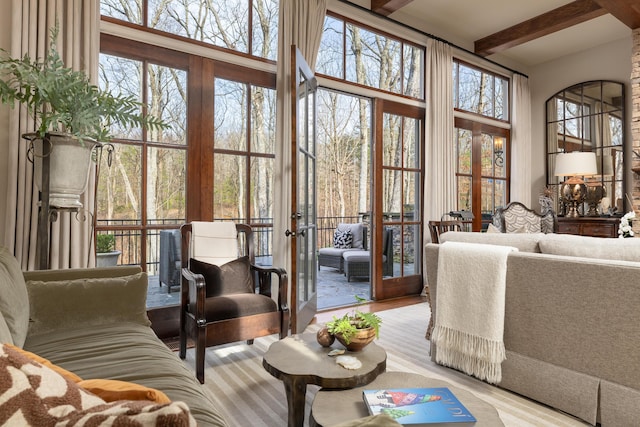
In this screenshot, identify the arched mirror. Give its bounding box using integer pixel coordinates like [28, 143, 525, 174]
[546, 80, 625, 216]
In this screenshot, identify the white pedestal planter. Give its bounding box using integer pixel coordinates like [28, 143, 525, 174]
[27, 132, 99, 209]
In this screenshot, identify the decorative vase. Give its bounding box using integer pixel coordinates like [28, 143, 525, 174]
[334, 327, 376, 352]
[26, 132, 100, 209]
[317, 326, 335, 347]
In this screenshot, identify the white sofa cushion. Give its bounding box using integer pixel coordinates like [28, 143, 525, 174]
[539, 233, 640, 262]
[439, 231, 544, 253]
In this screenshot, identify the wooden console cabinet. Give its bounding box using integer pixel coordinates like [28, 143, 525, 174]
[556, 217, 621, 238]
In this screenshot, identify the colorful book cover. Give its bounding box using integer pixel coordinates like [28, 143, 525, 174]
[362, 387, 476, 424]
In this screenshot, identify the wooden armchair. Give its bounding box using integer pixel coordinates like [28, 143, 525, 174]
[179, 222, 289, 383]
[428, 220, 463, 244]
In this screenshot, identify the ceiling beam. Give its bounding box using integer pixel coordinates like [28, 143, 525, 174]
[594, 0, 640, 29]
[371, 0, 414, 17]
[474, 0, 607, 57]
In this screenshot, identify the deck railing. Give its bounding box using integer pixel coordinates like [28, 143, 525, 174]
[96, 215, 368, 273]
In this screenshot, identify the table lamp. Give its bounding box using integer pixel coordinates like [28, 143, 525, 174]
[554, 152, 598, 218]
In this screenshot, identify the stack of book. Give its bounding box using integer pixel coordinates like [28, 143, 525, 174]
[362, 387, 476, 425]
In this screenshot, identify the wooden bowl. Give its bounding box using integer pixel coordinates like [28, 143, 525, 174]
[334, 327, 376, 352]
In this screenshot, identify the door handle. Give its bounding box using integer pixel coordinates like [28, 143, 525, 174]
[285, 229, 296, 237]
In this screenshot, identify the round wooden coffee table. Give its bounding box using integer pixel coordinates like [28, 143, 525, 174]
[263, 333, 387, 427]
[310, 371, 504, 426]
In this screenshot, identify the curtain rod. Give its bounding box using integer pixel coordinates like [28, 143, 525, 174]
[337, 0, 529, 78]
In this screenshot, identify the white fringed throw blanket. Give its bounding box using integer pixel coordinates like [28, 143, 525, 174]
[431, 241, 518, 384]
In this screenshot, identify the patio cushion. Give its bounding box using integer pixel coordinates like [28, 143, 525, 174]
[343, 250, 371, 263]
[320, 247, 353, 257]
[334, 229, 354, 248]
[337, 223, 365, 249]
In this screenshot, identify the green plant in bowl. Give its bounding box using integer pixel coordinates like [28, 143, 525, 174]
[326, 296, 382, 349]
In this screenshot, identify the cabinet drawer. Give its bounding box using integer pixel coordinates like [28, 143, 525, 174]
[557, 223, 581, 234]
[582, 224, 616, 238]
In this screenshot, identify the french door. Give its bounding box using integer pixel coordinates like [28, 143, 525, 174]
[454, 117, 510, 231]
[373, 100, 424, 299]
[289, 47, 318, 333]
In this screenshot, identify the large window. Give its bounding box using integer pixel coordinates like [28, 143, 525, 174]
[214, 78, 277, 260]
[100, 0, 278, 60]
[97, 29, 277, 308]
[454, 60, 509, 121]
[317, 13, 424, 99]
[453, 60, 511, 229]
[97, 50, 188, 286]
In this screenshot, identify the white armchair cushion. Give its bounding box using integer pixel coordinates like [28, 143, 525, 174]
[190, 222, 238, 266]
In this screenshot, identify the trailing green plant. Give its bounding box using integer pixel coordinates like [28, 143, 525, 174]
[0, 26, 167, 142]
[325, 295, 382, 345]
[96, 234, 116, 253]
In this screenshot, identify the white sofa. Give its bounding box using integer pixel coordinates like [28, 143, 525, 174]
[426, 231, 640, 426]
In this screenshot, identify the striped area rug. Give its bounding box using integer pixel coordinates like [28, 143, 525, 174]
[181, 303, 589, 426]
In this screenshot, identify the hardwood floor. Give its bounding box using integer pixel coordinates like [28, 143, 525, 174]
[161, 295, 427, 349]
[312, 295, 427, 324]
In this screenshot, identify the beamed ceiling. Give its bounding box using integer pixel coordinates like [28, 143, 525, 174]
[349, 0, 637, 67]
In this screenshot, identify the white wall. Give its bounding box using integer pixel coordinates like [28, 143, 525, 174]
[528, 35, 633, 207]
[0, 6, 11, 245]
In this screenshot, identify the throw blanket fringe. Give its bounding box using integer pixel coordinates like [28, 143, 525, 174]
[431, 241, 517, 384]
[432, 325, 505, 383]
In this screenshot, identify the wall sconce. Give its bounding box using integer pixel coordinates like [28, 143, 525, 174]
[494, 138, 504, 167]
[554, 152, 598, 218]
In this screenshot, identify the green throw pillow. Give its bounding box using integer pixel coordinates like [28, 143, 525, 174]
[26, 273, 150, 337]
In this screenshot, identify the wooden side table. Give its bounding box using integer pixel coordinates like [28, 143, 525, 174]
[557, 217, 620, 238]
[310, 371, 504, 426]
[262, 333, 387, 427]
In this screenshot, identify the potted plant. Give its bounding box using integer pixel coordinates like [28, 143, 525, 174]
[0, 26, 167, 208]
[325, 296, 382, 351]
[95, 233, 121, 267]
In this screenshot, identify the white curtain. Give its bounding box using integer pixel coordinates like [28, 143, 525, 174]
[273, 0, 327, 276]
[422, 39, 454, 297]
[424, 39, 455, 229]
[510, 74, 532, 206]
[4, 0, 100, 269]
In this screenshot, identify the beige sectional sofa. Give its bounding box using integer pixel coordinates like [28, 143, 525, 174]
[0, 247, 228, 426]
[426, 231, 640, 426]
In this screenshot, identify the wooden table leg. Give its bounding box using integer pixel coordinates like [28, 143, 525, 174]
[283, 376, 307, 427]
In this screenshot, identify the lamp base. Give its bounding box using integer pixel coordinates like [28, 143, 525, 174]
[560, 180, 587, 218]
[585, 183, 606, 217]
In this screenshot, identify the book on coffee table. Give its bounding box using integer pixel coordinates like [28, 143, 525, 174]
[362, 387, 476, 424]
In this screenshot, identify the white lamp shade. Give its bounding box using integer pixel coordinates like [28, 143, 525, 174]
[554, 152, 598, 177]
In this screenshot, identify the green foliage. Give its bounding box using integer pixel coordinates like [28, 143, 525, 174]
[325, 295, 382, 344]
[96, 234, 116, 253]
[0, 26, 167, 142]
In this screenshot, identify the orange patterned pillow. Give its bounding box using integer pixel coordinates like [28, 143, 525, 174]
[78, 379, 171, 404]
[0, 343, 195, 426]
[4, 343, 82, 382]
